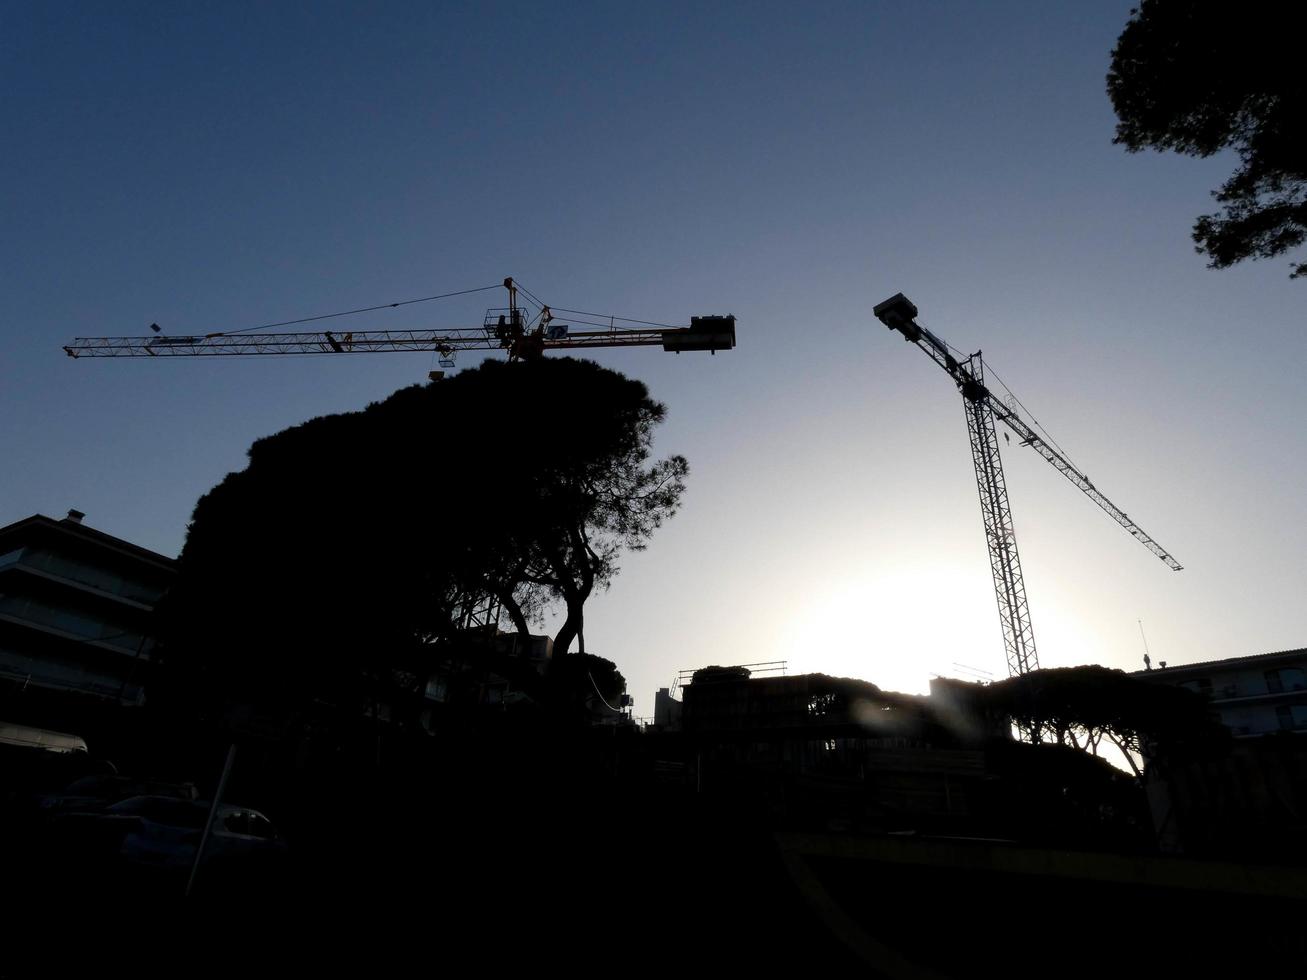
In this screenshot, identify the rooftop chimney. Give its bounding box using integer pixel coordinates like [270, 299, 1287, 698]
[65, 509, 85, 524]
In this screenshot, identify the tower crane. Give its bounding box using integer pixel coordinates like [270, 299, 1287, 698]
[64, 276, 736, 635]
[63, 277, 736, 366]
[872, 293, 1180, 680]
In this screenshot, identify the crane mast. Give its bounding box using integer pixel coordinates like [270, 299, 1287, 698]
[873, 293, 1180, 681]
[961, 352, 1039, 676]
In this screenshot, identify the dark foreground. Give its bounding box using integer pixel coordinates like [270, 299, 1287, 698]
[6, 728, 1306, 975]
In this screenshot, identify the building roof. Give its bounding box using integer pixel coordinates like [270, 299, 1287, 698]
[0, 513, 176, 571]
[1131, 647, 1307, 679]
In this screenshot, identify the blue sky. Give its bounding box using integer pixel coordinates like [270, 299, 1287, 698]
[4, 1, 1304, 714]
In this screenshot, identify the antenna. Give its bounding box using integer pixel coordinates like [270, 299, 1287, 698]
[1139, 619, 1153, 669]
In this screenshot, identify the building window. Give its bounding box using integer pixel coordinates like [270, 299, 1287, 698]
[1275, 705, 1307, 731]
[1266, 668, 1307, 695]
[17, 547, 162, 603]
[0, 594, 141, 650]
[0, 548, 24, 569]
[1180, 678, 1212, 697]
[808, 692, 836, 717]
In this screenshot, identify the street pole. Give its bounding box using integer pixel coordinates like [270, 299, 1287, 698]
[186, 742, 237, 897]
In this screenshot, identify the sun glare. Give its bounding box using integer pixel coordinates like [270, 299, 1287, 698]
[780, 562, 1005, 695]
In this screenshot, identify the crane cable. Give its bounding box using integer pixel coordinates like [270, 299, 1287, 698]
[207, 283, 504, 337]
[197, 276, 684, 345]
[550, 307, 685, 329]
[928, 320, 1083, 472]
[513, 280, 685, 330]
[981, 359, 1082, 472]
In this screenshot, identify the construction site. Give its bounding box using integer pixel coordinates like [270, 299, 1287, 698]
[10, 4, 1307, 971]
[0, 274, 1296, 973]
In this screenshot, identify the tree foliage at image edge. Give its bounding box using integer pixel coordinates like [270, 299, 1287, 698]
[1108, 0, 1307, 277]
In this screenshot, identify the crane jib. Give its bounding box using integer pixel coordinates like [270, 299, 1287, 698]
[66, 279, 737, 361]
[63, 318, 737, 359]
[871, 291, 1182, 694]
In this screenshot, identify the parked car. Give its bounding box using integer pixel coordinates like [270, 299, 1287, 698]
[107, 795, 286, 873]
[46, 795, 287, 891]
[34, 774, 197, 821]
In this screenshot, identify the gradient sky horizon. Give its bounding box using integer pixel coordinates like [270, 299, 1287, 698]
[4, 1, 1304, 715]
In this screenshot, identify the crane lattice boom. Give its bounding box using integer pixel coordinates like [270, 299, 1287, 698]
[65, 277, 736, 362]
[66, 277, 737, 642]
[63, 324, 735, 359]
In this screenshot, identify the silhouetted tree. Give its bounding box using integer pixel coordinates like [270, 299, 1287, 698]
[546, 652, 627, 719]
[468, 358, 687, 656]
[1107, 1, 1307, 276]
[985, 739, 1154, 849]
[155, 357, 683, 729]
[983, 665, 1225, 776]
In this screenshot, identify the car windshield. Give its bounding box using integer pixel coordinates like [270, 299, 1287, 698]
[108, 796, 208, 827]
[63, 775, 117, 795]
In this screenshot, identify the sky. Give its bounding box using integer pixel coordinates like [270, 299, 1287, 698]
[3, 1, 1305, 717]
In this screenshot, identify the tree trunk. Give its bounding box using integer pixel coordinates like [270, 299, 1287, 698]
[1106, 733, 1143, 778]
[550, 527, 596, 656]
[553, 598, 584, 655]
[498, 590, 531, 639]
